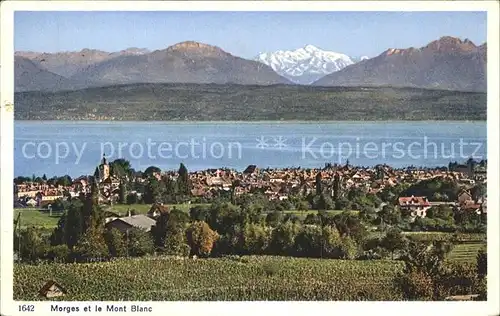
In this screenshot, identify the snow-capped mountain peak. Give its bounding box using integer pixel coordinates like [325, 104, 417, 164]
[255, 44, 355, 84]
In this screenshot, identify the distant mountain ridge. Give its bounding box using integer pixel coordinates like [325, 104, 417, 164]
[14, 56, 87, 92]
[313, 36, 487, 92]
[15, 36, 487, 92]
[15, 41, 291, 91]
[15, 47, 151, 78]
[255, 45, 355, 84]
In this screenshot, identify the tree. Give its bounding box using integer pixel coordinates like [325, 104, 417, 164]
[143, 176, 162, 204]
[283, 213, 301, 224]
[111, 159, 132, 178]
[189, 205, 210, 222]
[42, 174, 47, 181]
[473, 183, 486, 202]
[333, 211, 367, 244]
[241, 223, 270, 255]
[476, 249, 487, 279]
[477, 248, 487, 300]
[296, 200, 310, 211]
[321, 225, 356, 259]
[377, 204, 401, 227]
[314, 193, 334, 210]
[294, 225, 322, 257]
[119, 181, 127, 204]
[127, 228, 155, 257]
[426, 205, 453, 221]
[268, 221, 300, 256]
[400, 241, 452, 278]
[177, 163, 191, 196]
[186, 221, 219, 257]
[105, 228, 127, 257]
[73, 226, 109, 261]
[381, 228, 408, 260]
[144, 165, 161, 177]
[395, 271, 435, 301]
[359, 206, 377, 223]
[395, 240, 453, 300]
[334, 197, 350, 210]
[333, 173, 341, 200]
[51, 198, 69, 214]
[126, 193, 138, 205]
[47, 244, 70, 263]
[19, 227, 49, 262]
[152, 208, 189, 255]
[304, 213, 321, 225]
[315, 171, 322, 195]
[265, 210, 283, 227]
[50, 200, 84, 249]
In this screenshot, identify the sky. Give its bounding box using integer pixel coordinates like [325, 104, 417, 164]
[14, 11, 487, 58]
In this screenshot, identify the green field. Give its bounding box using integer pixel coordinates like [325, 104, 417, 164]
[14, 256, 404, 301]
[14, 209, 62, 228]
[447, 242, 486, 263]
[106, 203, 209, 215]
[13, 204, 207, 228]
[282, 210, 359, 217]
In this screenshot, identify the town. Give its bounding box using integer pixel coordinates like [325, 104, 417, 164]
[14, 155, 487, 222]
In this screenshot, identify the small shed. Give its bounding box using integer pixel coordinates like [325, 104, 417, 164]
[39, 280, 67, 298]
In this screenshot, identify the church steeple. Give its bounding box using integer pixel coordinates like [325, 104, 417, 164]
[97, 154, 110, 182]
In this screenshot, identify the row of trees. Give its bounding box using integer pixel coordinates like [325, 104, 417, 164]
[142, 163, 191, 204]
[16, 192, 412, 264]
[14, 175, 73, 187]
[16, 186, 486, 264]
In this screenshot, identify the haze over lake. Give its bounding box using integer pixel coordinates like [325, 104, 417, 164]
[14, 121, 486, 178]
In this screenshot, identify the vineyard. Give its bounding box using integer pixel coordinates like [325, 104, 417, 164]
[14, 256, 405, 301]
[447, 242, 486, 263]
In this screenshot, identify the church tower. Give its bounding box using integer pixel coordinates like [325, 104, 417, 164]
[98, 154, 110, 181]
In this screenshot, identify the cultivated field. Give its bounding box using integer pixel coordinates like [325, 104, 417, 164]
[14, 256, 405, 301]
[447, 242, 486, 263]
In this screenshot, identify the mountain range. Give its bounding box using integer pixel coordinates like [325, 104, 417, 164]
[14, 42, 291, 92]
[255, 45, 355, 84]
[314, 36, 487, 92]
[14, 36, 487, 93]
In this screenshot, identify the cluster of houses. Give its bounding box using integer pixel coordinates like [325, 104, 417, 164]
[186, 162, 486, 202]
[14, 155, 487, 224]
[14, 156, 129, 209]
[14, 182, 65, 208]
[397, 188, 487, 221]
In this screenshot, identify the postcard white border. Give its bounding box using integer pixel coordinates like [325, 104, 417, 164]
[1, 1, 499, 316]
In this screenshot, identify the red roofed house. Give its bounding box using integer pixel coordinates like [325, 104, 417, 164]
[398, 195, 431, 218]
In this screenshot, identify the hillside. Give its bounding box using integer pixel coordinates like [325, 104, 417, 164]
[14, 83, 486, 121]
[313, 37, 487, 92]
[14, 56, 86, 92]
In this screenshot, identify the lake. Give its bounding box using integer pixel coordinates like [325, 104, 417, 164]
[14, 121, 487, 178]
